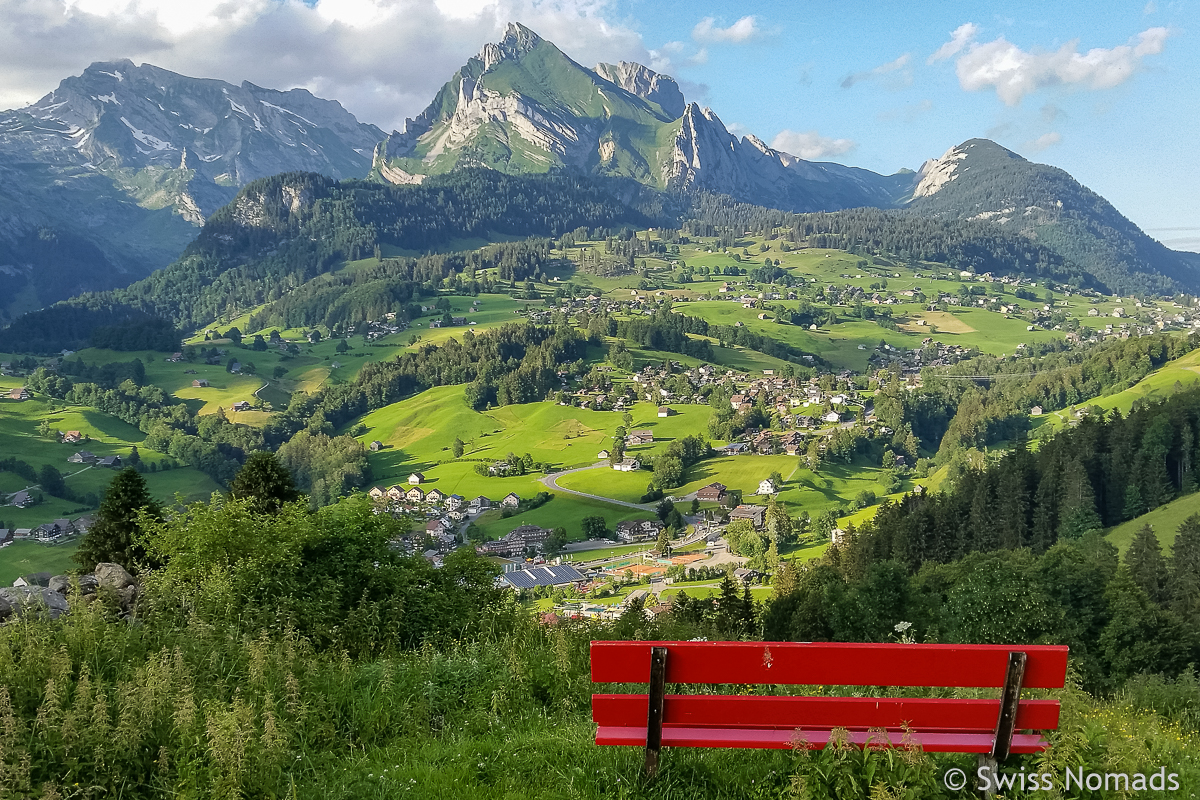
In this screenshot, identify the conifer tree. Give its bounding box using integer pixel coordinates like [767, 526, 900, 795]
[230, 451, 300, 513]
[1125, 525, 1168, 606]
[75, 468, 160, 572]
[1168, 514, 1200, 618]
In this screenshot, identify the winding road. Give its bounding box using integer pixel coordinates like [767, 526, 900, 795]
[539, 463, 653, 511]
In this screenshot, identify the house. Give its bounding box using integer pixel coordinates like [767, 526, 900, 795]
[7, 387, 29, 400]
[369, 440, 384, 451]
[498, 564, 586, 590]
[696, 482, 728, 505]
[67, 451, 97, 464]
[501, 492, 521, 509]
[385, 485, 405, 501]
[408, 472, 426, 485]
[168, 352, 184, 362]
[729, 504, 767, 528]
[192, 379, 209, 388]
[9, 491, 32, 508]
[368, 486, 386, 501]
[231, 401, 253, 412]
[613, 458, 641, 472]
[627, 430, 654, 445]
[615, 518, 664, 542]
[596, 449, 610, 460]
[405, 486, 425, 503]
[757, 478, 778, 496]
[445, 494, 466, 511]
[478, 524, 553, 557]
[1031, 406, 1044, 416]
[229, 362, 242, 374]
[657, 406, 674, 418]
[470, 496, 492, 511]
[98, 455, 122, 468]
[62, 431, 83, 444]
[426, 519, 449, 535]
[424, 488, 446, 504]
[823, 411, 842, 423]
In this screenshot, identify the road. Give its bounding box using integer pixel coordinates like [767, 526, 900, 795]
[539, 463, 654, 511]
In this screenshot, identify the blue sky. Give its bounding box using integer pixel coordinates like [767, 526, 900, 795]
[613, 0, 1196, 243]
[0, 0, 1194, 246]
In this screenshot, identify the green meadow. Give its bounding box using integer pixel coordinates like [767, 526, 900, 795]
[1106, 490, 1200, 554]
[0, 540, 80, 586]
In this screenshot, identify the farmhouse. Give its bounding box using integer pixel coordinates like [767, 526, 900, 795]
[7, 387, 29, 400]
[613, 458, 641, 472]
[98, 456, 122, 468]
[192, 379, 209, 388]
[67, 451, 97, 464]
[615, 519, 664, 542]
[756, 478, 778, 496]
[9, 491, 32, 508]
[369, 440, 384, 451]
[408, 472, 426, 485]
[627, 430, 654, 446]
[230, 401, 253, 412]
[501, 492, 521, 509]
[657, 406, 674, 417]
[729, 504, 767, 528]
[62, 431, 84, 444]
[695, 482, 728, 505]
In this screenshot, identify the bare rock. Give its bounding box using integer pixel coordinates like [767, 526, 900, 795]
[49, 575, 72, 594]
[95, 563, 135, 590]
[0, 587, 70, 620]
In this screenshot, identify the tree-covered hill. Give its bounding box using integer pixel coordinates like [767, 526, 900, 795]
[0, 169, 658, 352]
[907, 139, 1199, 295]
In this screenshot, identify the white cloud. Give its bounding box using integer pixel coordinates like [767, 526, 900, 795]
[1143, 1, 1157, 14]
[692, 16, 760, 44]
[0, 0, 654, 131]
[1025, 131, 1062, 151]
[841, 53, 911, 89]
[770, 129, 856, 160]
[927, 22, 978, 64]
[954, 27, 1170, 105]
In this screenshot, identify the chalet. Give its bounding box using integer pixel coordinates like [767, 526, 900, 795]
[368, 486, 386, 501]
[98, 456, 122, 468]
[425, 488, 446, 504]
[408, 472, 426, 485]
[230, 401, 253, 412]
[67, 451, 97, 464]
[192, 379, 209, 388]
[386, 485, 406, 501]
[627, 430, 654, 446]
[613, 458, 641, 472]
[501, 492, 521, 509]
[60, 431, 83, 445]
[405, 486, 425, 503]
[615, 519, 664, 542]
[657, 406, 674, 417]
[7, 387, 29, 400]
[695, 482, 728, 505]
[757, 478, 779, 496]
[729, 504, 767, 529]
[9, 491, 32, 508]
[369, 440, 384, 451]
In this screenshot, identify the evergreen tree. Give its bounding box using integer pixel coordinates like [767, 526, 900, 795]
[1057, 458, 1101, 540]
[1122, 485, 1146, 520]
[1168, 514, 1200, 618]
[75, 468, 160, 572]
[1125, 525, 1169, 606]
[229, 451, 301, 513]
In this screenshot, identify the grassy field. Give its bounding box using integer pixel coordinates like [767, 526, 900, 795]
[1106, 490, 1200, 554]
[0, 539, 79, 585]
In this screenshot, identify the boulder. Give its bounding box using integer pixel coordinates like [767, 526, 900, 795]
[49, 575, 72, 594]
[116, 585, 138, 612]
[95, 563, 135, 590]
[78, 574, 100, 595]
[0, 587, 70, 620]
[0, 592, 13, 621]
[49, 574, 101, 595]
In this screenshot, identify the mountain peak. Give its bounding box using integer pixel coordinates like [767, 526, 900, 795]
[912, 138, 1024, 199]
[594, 61, 685, 119]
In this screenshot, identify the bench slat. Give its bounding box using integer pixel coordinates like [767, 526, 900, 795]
[593, 694, 1061, 732]
[591, 641, 1069, 688]
[595, 726, 1050, 753]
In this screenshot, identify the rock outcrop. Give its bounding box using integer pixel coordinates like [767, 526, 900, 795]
[0, 564, 139, 622]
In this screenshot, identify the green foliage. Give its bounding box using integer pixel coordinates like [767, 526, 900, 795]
[276, 431, 370, 507]
[229, 451, 300, 513]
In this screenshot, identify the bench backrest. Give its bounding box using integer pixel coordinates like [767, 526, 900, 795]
[591, 641, 1069, 688]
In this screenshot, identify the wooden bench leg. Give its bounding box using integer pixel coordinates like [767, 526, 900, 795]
[643, 646, 668, 779]
[992, 651, 1027, 762]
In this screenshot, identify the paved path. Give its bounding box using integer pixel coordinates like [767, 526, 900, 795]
[540, 463, 654, 511]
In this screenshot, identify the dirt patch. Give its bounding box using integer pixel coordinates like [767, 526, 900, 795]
[901, 311, 976, 334]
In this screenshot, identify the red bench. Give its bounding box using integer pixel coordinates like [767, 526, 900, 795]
[591, 641, 1069, 776]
